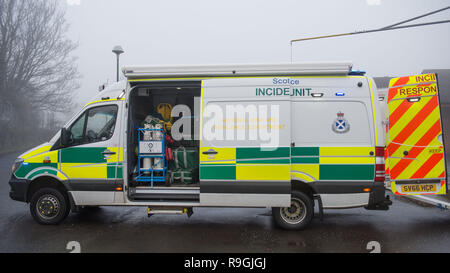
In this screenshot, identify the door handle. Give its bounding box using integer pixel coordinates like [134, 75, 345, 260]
[102, 150, 116, 155]
[403, 151, 409, 156]
[202, 149, 218, 155]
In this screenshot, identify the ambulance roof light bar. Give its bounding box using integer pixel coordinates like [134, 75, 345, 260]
[349, 70, 366, 76]
[122, 62, 353, 79]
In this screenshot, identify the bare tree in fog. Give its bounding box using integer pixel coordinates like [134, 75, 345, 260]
[0, 0, 79, 151]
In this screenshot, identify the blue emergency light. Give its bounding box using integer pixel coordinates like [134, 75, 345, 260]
[348, 70, 366, 76]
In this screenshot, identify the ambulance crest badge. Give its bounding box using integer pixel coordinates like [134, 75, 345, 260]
[332, 112, 350, 134]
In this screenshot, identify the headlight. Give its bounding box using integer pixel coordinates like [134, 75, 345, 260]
[11, 158, 24, 174]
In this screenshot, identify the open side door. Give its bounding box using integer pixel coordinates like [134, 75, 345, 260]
[386, 73, 447, 195]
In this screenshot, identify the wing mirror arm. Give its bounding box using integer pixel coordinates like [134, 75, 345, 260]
[60, 128, 70, 147]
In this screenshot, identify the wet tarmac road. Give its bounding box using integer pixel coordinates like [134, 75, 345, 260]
[1, 151, 450, 253]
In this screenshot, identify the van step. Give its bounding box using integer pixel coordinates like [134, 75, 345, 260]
[147, 206, 193, 217]
[130, 187, 200, 202]
[132, 193, 199, 201]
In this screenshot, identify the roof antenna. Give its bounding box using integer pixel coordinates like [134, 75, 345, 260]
[290, 6, 450, 43]
[290, 41, 293, 63]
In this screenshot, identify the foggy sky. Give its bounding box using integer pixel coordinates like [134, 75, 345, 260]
[63, 0, 450, 108]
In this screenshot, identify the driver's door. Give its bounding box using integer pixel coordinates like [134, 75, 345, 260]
[59, 103, 121, 195]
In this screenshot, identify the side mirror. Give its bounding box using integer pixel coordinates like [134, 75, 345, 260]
[60, 128, 70, 147]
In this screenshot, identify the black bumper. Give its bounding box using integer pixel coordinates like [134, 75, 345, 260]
[365, 182, 392, 210]
[9, 175, 29, 203]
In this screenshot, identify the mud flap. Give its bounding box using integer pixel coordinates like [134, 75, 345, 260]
[386, 73, 447, 196]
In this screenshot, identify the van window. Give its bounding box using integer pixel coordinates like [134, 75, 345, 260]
[292, 101, 372, 146]
[85, 105, 118, 143]
[69, 113, 86, 146]
[67, 105, 118, 147]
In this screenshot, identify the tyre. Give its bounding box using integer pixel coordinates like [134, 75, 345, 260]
[30, 187, 70, 225]
[272, 191, 314, 230]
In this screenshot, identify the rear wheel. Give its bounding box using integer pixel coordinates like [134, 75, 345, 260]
[30, 187, 70, 225]
[272, 191, 314, 230]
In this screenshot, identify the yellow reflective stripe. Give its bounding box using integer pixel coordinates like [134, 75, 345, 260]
[22, 145, 52, 159]
[291, 147, 376, 182]
[387, 99, 443, 180]
[392, 149, 433, 179]
[105, 147, 122, 163]
[368, 78, 378, 146]
[129, 76, 366, 82]
[26, 150, 58, 163]
[403, 74, 436, 86]
[57, 147, 121, 180]
[130, 76, 273, 82]
[401, 108, 440, 147]
[200, 81, 204, 147]
[118, 147, 124, 162]
[291, 172, 315, 183]
[386, 74, 445, 183]
[199, 147, 236, 163]
[319, 157, 375, 164]
[422, 157, 445, 179]
[28, 167, 68, 181]
[291, 76, 365, 79]
[56, 171, 68, 181]
[387, 98, 404, 116]
[319, 147, 374, 157]
[390, 182, 399, 194]
[60, 163, 108, 179]
[291, 164, 319, 181]
[201, 161, 236, 165]
[236, 165, 290, 181]
[388, 96, 434, 139]
[130, 77, 211, 82]
[388, 75, 437, 101]
[84, 98, 124, 107]
[436, 181, 446, 194]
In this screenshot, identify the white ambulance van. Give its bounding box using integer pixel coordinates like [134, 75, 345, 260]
[8, 62, 447, 230]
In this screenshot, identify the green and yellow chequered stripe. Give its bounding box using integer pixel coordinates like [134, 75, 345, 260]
[200, 146, 375, 182]
[291, 147, 375, 182]
[15, 146, 124, 180]
[200, 147, 290, 181]
[60, 147, 123, 179]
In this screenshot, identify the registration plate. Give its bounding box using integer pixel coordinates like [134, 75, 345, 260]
[401, 184, 437, 193]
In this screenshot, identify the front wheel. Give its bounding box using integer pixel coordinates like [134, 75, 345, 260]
[272, 191, 314, 230]
[30, 187, 70, 225]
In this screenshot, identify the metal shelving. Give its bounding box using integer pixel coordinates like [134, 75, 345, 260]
[136, 128, 167, 187]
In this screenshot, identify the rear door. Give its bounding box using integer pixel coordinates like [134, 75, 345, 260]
[386, 73, 447, 195]
[199, 78, 291, 207]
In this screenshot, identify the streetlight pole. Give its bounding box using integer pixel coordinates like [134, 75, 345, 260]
[112, 45, 124, 82]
